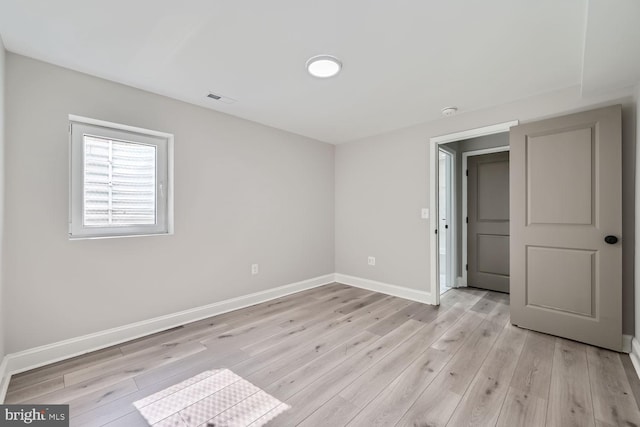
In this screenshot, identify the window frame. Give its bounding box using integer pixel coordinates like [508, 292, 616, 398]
[69, 115, 174, 239]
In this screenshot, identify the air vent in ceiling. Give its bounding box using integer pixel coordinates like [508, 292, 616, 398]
[206, 92, 237, 104]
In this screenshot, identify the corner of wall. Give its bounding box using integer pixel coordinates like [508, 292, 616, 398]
[0, 33, 7, 401]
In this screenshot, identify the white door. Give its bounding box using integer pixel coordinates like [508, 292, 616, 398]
[510, 105, 622, 351]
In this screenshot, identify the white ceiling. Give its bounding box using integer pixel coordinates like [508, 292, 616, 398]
[581, 0, 640, 96]
[0, 0, 637, 143]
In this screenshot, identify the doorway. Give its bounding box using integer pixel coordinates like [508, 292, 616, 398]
[428, 121, 518, 303]
[429, 107, 622, 351]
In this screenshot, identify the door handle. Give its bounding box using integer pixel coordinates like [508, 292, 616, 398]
[605, 235, 619, 244]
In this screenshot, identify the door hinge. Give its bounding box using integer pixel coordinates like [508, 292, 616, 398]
[466, 169, 468, 176]
[435, 229, 438, 234]
[466, 217, 468, 224]
[465, 264, 468, 271]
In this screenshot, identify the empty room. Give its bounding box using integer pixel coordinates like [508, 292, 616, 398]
[0, 1, 640, 426]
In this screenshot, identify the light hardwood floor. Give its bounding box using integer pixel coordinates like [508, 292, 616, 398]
[6, 283, 640, 426]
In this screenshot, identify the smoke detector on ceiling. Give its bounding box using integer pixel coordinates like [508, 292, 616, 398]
[206, 92, 237, 104]
[441, 106, 458, 117]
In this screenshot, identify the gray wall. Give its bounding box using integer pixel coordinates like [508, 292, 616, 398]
[0, 38, 5, 361]
[4, 54, 335, 353]
[442, 133, 510, 279]
[335, 86, 636, 334]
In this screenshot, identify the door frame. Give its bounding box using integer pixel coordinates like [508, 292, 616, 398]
[461, 146, 510, 287]
[429, 120, 518, 304]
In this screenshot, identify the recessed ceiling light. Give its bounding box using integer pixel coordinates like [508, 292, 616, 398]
[306, 55, 342, 78]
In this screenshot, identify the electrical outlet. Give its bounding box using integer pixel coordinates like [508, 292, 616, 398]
[368, 256, 376, 266]
[251, 264, 259, 275]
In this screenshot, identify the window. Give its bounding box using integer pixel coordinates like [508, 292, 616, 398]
[69, 116, 173, 239]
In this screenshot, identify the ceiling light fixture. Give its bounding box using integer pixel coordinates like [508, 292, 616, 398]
[306, 55, 342, 78]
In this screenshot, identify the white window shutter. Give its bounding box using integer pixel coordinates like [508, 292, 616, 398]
[83, 136, 157, 227]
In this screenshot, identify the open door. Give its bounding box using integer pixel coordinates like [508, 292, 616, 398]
[510, 105, 622, 351]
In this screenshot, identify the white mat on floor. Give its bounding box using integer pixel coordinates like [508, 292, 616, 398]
[134, 369, 290, 426]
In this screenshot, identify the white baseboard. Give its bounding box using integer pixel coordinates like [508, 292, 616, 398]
[630, 337, 640, 381]
[334, 273, 433, 305]
[1, 271, 629, 403]
[0, 273, 334, 403]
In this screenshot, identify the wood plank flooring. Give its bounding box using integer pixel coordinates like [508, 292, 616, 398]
[6, 283, 640, 427]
